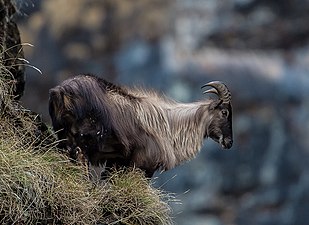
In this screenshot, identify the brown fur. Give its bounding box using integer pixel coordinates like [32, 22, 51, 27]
[49, 75, 233, 178]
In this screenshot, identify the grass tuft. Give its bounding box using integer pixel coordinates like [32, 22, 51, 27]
[102, 168, 173, 225]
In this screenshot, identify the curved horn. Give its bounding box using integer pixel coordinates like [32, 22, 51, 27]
[203, 88, 218, 95]
[201, 81, 231, 103]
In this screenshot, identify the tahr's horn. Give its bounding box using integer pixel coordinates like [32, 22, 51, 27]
[201, 81, 231, 103]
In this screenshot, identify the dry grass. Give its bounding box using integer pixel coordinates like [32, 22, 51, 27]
[0, 48, 174, 225]
[102, 168, 173, 225]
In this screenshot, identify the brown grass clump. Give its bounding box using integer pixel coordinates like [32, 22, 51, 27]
[0, 122, 174, 225]
[0, 48, 174, 225]
[102, 168, 173, 225]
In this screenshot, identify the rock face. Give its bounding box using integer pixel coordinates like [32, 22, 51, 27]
[16, 0, 309, 225]
[0, 0, 53, 148]
[0, 0, 25, 99]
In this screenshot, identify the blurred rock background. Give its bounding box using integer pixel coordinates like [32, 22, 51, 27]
[14, 0, 309, 224]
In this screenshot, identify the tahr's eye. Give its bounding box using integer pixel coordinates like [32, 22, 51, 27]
[221, 109, 229, 117]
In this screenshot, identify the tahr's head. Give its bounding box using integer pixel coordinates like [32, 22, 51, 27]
[202, 81, 233, 149]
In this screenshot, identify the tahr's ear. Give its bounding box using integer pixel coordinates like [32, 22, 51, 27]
[209, 99, 223, 110]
